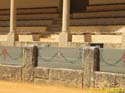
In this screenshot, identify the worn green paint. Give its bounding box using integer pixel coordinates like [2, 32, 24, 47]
[38, 47, 84, 69]
[100, 48, 125, 74]
[0, 47, 23, 65]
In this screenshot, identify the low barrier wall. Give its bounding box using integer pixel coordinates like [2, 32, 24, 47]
[0, 46, 124, 89]
[95, 72, 125, 88]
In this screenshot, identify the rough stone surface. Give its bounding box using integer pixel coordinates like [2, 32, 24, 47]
[114, 74, 125, 88]
[49, 68, 83, 88]
[34, 67, 49, 79]
[22, 47, 37, 82]
[83, 47, 99, 88]
[0, 65, 21, 81]
[94, 72, 125, 88]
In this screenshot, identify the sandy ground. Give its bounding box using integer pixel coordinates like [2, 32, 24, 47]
[0, 81, 124, 93]
[0, 81, 84, 93]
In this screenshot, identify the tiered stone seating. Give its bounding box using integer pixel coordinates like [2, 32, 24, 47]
[70, 0, 125, 44]
[69, 26, 125, 33]
[0, 27, 47, 34]
[0, 7, 58, 15]
[89, 0, 125, 5]
[0, 7, 59, 35]
[71, 10, 125, 19]
[70, 18, 125, 26]
[0, 20, 53, 27]
[87, 4, 125, 12]
[0, 14, 59, 20]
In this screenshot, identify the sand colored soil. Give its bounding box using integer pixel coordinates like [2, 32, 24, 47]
[0, 81, 83, 93]
[0, 81, 124, 93]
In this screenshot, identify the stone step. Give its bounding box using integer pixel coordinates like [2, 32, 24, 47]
[0, 7, 58, 15]
[49, 25, 62, 28]
[0, 14, 59, 20]
[72, 10, 125, 19]
[89, 0, 125, 5]
[53, 21, 62, 24]
[87, 4, 125, 12]
[0, 20, 53, 26]
[70, 18, 125, 26]
[47, 28, 61, 31]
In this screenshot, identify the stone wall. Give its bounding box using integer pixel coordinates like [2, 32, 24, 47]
[0, 65, 21, 81]
[0, 46, 124, 89]
[34, 67, 83, 88]
[95, 72, 125, 88]
[0, 46, 98, 88]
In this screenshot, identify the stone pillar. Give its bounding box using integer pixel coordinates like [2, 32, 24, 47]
[22, 46, 38, 82]
[83, 47, 100, 88]
[59, 0, 71, 47]
[7, 0, 18, 46]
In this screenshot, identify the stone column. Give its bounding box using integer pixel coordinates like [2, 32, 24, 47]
[83, 47, 100, 88]
[7, 0, 18, 46]
[22, 46, 38, 82]
[59, 0, 71, 47]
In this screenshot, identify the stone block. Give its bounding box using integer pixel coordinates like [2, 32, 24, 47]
[95, 72, 116, 88]
[115, 74, 125, 88]
[34, 67, 49, 79]
[49, 68, 83, 88]
[0, 65, 21, 81]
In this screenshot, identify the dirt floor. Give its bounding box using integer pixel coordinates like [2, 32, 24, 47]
[0, 81, 84, 93]
[0, 81, 124, 93]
